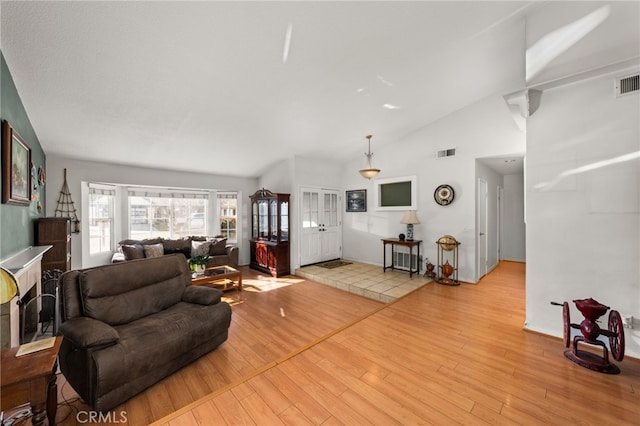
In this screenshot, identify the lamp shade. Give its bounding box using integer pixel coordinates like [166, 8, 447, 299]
[401, 210, 420, 224]
[359, 168, 381, 179]
[0, 267, 19, 304]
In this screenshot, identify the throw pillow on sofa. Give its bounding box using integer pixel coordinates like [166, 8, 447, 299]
[209, 238, 228, 255]
[191, 240, 212, 257]
[163, 238, 191, 257]
[121, 244, 145, 260]
[143, 243, 164, 258]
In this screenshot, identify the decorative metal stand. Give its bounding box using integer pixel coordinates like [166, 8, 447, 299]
[424, 260, 436, 279]
[54, 168, 80, 233]
[436, 235, 460, 286]
[553, 298, 625, 374]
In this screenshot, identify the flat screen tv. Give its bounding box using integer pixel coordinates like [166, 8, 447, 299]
[374, 176, 417, 211]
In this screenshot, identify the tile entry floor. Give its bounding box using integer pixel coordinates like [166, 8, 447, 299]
[295, 261, 432, 303]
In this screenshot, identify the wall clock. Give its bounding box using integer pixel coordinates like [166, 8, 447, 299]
[434, 184, 454, 206]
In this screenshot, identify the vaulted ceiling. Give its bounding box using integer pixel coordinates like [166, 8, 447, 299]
[1, 1, 637, 178]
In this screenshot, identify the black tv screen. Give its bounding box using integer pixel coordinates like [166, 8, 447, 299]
[380, 181, 412, 207]
[375, 176, 417, 210]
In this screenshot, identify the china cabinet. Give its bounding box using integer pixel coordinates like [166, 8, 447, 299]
[249, 189, 290, 277]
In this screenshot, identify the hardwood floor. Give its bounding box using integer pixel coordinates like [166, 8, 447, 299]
[53, 266, 385, 425]
[53, 262, 640, 425]
[158, 261, 640, 426]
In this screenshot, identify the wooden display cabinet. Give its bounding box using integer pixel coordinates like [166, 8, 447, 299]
[35, 218, 71, 272]
[249, 189, 290, 277]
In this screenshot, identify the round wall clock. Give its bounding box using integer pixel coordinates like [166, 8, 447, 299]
[434, 184, 455, 206]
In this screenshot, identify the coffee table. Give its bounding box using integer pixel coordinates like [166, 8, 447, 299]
[192, 265, 242, 291]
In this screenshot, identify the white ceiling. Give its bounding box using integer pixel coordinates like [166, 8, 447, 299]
[1, 1, 637, 178]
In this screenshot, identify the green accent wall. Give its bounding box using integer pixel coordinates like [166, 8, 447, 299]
[0, 51, 46, 260]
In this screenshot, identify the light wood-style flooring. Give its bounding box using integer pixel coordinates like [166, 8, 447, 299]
[158, 261, 640, 426]
[53, 262, 640, 425]
[54, 266, 385, 425]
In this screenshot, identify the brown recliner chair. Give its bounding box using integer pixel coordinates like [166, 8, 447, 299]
[58, 254, 232, 411]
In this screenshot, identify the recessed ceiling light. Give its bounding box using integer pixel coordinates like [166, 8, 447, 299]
[377, 75, 394, 87]
[383, 104, 400, 110]
[282, 23, 293, 64]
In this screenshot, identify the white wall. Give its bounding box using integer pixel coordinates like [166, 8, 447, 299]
[502, 173, 526, 262]
[525, 71, 640, 357]
[258, 158, 294, 195]
[341, 94, 526, 282]
[46, 155, 258, 269]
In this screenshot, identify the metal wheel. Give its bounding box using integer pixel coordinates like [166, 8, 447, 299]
[562, 302, 571, 348]
[608, 310, 625, 362]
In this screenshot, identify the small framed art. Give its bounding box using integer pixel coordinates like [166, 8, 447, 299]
[2, 120, 32, 205]
[346, 189, 366, 212]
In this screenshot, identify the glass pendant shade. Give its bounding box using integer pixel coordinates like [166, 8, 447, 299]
[359, 134, 381, 179]
[359, 167, 380, 179]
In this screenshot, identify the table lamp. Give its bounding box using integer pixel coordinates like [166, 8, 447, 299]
[0, 266, 19, 304]
[401, 211, 420, 241]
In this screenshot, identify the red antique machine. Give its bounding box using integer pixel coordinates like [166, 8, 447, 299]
[552, 298, 625, 374]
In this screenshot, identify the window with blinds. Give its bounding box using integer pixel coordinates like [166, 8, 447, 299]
[89, 185, 116, 254]
[127, 188, 208, 239]
[218, 192, 238, 242]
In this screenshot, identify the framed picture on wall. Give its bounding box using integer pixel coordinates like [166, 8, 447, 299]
[2, 120, 32, 206]
[346, 189, 366, 212]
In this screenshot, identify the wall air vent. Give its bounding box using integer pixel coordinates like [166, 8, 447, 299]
[437, 148, 456, 158]
[616, 73, 639, 97]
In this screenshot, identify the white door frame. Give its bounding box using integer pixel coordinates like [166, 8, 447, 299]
[477, 178, 488, 281]
[299, 186, 342, 266]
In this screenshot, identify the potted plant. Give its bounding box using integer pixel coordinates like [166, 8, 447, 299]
[189, 254, 210, 275]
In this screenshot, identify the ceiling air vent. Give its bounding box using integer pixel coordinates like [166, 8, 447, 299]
[615, 73, 639, 97]
[437, 148, 456, 158]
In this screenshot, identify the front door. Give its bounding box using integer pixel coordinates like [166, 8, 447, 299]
[300, 187, 341, 265]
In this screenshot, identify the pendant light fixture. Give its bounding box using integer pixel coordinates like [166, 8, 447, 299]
[359, 134, 381, 179]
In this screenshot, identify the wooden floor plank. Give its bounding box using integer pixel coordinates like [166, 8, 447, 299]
[54, 261, 640, 426]
[211, 390, 256, 425]
[54, 266, 382, 425]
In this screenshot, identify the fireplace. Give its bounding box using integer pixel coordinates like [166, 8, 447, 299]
[18, 279, 57, 344]
[19, 285, 38, 343]
[0, 246, 52, 348]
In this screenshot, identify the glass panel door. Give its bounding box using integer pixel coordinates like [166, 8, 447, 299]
[258, 200, 269, 238]
[280, 201, 289, 242]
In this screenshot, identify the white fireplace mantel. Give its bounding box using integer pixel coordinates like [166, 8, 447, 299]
[0, 245, 52, 348]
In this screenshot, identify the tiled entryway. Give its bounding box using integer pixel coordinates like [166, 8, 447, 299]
[295, 261, 431, 303]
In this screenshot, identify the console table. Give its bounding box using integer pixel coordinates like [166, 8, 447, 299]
[382, 238, 422, 277]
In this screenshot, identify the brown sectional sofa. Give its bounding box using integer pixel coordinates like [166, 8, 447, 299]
[58, 254, 232, 411]
[112, 236, 238, 268]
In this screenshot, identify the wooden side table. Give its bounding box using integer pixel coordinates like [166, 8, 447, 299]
[382, 238, 422, 277]
[1, 336, 62, 426]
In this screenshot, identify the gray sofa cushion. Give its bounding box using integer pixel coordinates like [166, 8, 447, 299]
[109, 301, 231, 378]
[79, 255, 189, 325]
[182, 285, 223, 305]
[209, 237, 228, 255]
[121, 244, 144, 260]
[162, 238, 191, 256]
[59, 317, 120, 348]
